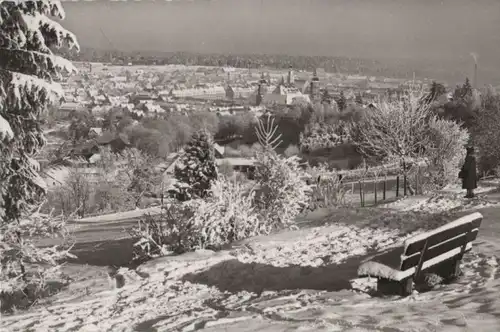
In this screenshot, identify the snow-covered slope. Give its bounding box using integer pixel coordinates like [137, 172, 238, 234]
[2, 188, 500, 331]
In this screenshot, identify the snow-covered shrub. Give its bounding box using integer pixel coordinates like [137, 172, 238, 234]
[252, 114, 312, 228]
[129, 203, 196, 260]
[473, 91, 500, 175]
[284, 144, 300, 157]
[253, 150, 312, 229]
[0, 0, 79, 301]
[0, 208, 74, 312]
[307, 163, 347, 209]
[171, 130, 218, 201]
[130, 176, 262, 257]
[299, 121, 350, 152]
[187, 177, 264, 249]
[415, 117, 469, 192]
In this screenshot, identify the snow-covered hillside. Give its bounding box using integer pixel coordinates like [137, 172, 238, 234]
[2, 186, 500, 331]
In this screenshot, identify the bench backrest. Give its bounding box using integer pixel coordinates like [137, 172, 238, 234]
[398, 212, 483, 273]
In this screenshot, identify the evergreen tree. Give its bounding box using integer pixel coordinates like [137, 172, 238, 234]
[321, 89, 332, 104]
[336, 91, 347, 111]
[172, 130, 218, 201]
[0, 1, 79, 295]
[68, 110, 96, 144]
[462, 77, 473, 98]
[425, 81, 447, 104]
[355, 93, 363, 105]
[453, 84, 463, 100]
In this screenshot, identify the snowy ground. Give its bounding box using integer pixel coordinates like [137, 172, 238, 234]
[2, 183, 500, 331]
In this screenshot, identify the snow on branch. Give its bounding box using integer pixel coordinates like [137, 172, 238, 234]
[0, 113, 14, 140]
[1, 5, 79, 53]
[0, 68, 64, 110]
[17, 0, 67, 20]
[21, 11, 79, 51]
[349, 87, 433, 164]
[0, 48, 77, 80]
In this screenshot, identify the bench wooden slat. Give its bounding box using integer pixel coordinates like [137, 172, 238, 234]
[404, 216, 482, 257]
[359, 242, 474, 282]
[400, 229, 479, 270]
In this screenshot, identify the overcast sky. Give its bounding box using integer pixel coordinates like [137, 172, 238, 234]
[62, 0, 500, 68]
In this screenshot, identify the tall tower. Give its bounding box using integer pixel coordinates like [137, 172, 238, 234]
[287, 65, 294, 86]
[473, 62, 478, 90]
[256, 72, 268, 106]
[310, 68, 320, 102]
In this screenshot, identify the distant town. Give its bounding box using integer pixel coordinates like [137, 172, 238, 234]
[58, 61, 440, 121]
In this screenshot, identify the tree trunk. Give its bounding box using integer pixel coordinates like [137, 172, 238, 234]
[15, 230, 27, 282]
[402, 159, 415, 196]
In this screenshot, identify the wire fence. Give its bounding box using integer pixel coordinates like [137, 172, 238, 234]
[319, 169, 426, 208]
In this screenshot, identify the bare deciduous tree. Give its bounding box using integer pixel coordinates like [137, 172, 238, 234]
[255, 114, 283, 151]
[349, 87, 432, 180]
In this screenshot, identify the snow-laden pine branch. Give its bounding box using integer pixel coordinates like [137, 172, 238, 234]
[0, 48, 77, 80]
[0, 68, 64, 110]
[0, 2, 78, 53]
[0, 112, 13, 139]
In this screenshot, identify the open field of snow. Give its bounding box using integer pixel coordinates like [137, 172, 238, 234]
[3, 183, 500, 331]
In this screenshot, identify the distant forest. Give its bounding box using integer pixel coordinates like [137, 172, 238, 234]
[63, 47, 478, 85]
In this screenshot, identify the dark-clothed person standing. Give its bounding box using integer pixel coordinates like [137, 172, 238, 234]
[459, 147, 477, 198]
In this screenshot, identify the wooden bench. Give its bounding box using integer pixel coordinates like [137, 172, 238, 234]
[357, 212, 483, 296]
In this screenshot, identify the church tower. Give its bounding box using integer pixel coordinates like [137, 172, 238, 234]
[309, 68, 320, 102]
[256, 72, 268, 106]
[287, 65, 294, 86]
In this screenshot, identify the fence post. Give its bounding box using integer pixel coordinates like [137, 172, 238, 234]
[362, 181, 365, 207]
[383, 179, 386, 201]
[359, 181, 363, 207]
[396, 176, 400, 198]
[415, 167, 419, 195]
[403, 174, 407, 196]
[374, 180, 378, 205]
[351, 182, 355, 194]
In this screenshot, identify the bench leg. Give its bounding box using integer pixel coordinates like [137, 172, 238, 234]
[377, 278, 413, 296]
[437, 258, 462, 281]
[400, 278, 413, 296]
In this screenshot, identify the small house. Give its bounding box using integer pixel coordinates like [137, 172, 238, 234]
[95, 132, 131, 153]
[88, 127, 103, 139]
[216, 157, 257, 178]
[213, 143, 225, 159]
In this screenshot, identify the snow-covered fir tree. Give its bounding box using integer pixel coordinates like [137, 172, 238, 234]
[0, 1, 79, 295]
[172, 130, 218, 201]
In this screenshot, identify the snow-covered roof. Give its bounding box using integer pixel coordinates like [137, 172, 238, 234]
[59, 102, 83, 111]
[216, 158, 256, 166]
[89, 127, 103, 136]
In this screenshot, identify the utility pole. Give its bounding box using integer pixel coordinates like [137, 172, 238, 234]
[471, 53, 478, 89]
